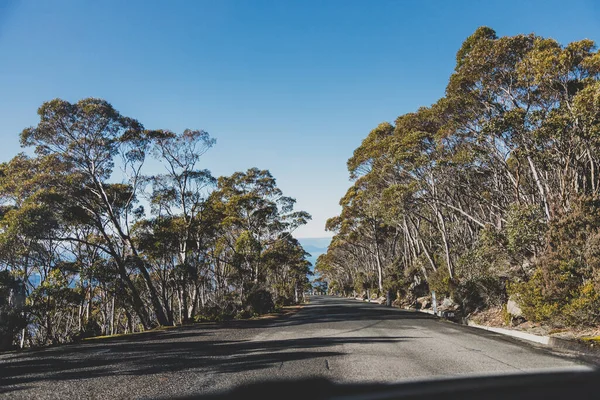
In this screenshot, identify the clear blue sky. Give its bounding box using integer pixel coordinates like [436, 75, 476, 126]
[1, 0, 599, 238]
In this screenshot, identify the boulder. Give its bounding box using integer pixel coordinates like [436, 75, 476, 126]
[507, 298, 523, 317]
[438, 297, 458, 311]
[416, 296, 431, 309]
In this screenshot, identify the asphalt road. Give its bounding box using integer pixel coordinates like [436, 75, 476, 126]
[0, 296, 593, 399]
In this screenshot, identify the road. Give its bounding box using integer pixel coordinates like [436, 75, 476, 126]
[0, 296, 593, 399]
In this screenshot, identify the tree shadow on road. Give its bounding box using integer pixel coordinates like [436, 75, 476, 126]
[0, 333, 415, 394]
[0, 297, 433, 395]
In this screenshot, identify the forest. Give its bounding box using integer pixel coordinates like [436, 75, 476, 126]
[0, 99, 312, 349]
[316, 27, 600, 329]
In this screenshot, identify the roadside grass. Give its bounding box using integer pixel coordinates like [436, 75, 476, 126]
[582, 336, 600, 343]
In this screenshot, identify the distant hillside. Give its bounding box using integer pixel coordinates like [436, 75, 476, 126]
[302, 244, 329, 254]
[297, 237, 332, 250]
[297, 237, 331, 277]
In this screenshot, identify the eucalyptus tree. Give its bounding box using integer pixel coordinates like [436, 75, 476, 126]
[319, 27, 600, 326]
[20, 98, 168, 327]
[262, 234, 312, 304]
[213, 168, 311, 289]
[0, 98, 313, 348]
[143, 129, 216, 323]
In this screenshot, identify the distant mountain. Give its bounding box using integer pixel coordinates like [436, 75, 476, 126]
[302, 244, 329, 254]
[296, 237, 332, 249]
[297, 238, 331, 256]
[297, 237, 331, 278]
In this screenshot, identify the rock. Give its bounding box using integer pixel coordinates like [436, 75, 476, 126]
[392, 297, 415, 309]
[416, 296, 431, 309]
[441, 297, 454, 307]
[507, 298, 523, 317]
[438, 297, 457, 311]
[374, 296, 386, 304]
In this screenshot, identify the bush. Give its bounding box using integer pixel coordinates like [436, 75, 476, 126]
[235, 309, 255, 320]
[72, 320, 102, 341]
[506, 204, 545, 260]
[454, 276, 505, 315]
[244, 287, 274, 315]
[275, 295, 295, 307]
[505, 197, 600, 327]
[509, 268, 562, 324]
[562, 282, 600, 327]
[510, 268, 600, 327]
[196, 300, 239, 322]
[427, 267, 454, 298]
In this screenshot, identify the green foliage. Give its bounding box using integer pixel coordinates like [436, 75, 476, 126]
[512, 258, 600, 327]
[455, 26, 498, 70]
[195, 306, 235, 322]
[454, 277, 505, 316]
[508, 197, 600, 326]
[506, 205, 545, 259]
[320, 27, 600, 329]
[427, 267, 453, 298]
[501, 303, 512, 326]
[509, 269, 561, 323]
[0, 97, 313, 348]
[562, 282, 600, 327]
[244, 286, 275, 315]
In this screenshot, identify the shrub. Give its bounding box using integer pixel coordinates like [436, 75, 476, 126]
[562, 282, 600, 327]
[511, 269, 600, 327]
[506, 197, 600, 327]
[427, 267, 454, 298]
[235, 309, 255, 320]
[275, 295, 295, 307]
[196, 300, 239, 322]
[454, 276, 505, 315]
[244, 287, 274, 315]
[509, 269, 561, 323]
[506, 204, 545, 260]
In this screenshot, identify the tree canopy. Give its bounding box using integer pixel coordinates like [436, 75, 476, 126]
[0, 98, 312, 349]
[317, 27, 600, 328]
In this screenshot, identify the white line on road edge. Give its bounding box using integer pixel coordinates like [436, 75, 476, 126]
[408, 308, 551, 345]
[464, 320, 550, 345]
[350, 296, 583, 349]
[408, 307, 551, 345]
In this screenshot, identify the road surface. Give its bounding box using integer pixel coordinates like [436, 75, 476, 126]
[0, 296, 593, 398]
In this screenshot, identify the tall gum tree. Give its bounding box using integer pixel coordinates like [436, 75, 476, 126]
[20, 98, 168, 327]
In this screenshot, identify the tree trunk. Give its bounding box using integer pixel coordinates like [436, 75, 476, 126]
[436, 209, 454, 280]
[136, 261, 169, 326]
[373, 221, 384, 293]
[110, 296, 115, 336]
[189, 284, 199, 322]
[115, 261, 152, 328]
[181, 282, 189, 323]
[527, 154, 551, 220]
